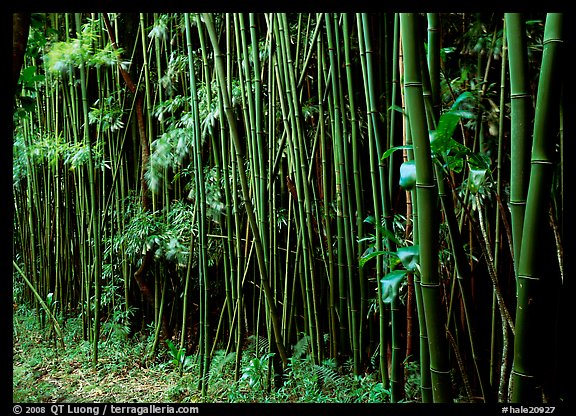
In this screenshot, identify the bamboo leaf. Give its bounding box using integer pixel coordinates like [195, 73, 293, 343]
[450, 91, 476, 112]
[380, 270, 407, 304]
[435, 111, 460, 143]
[381, 145, 413, 160]
[359, 248, 389, 269]
[20, 66, 45, 84]
[468, 168, 488, 194]
[388, 104, 406, 114]
[362, 216, 402, 246]
[396, 245, 420, 272]
[399, 160, 417, 190]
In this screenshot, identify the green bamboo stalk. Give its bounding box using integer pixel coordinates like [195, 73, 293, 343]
[249, 13, 269, 285]
[505, 13, 532, 274]
[492, 18, 510, 402]
[216, 80, 244, 379]
[184, 13, 210, 396]
[400, 13, 452, 403]
[14, 261, 65, 348]
[343, 13, 368, 369]
[325, 12, 359, 375]
[511, 13, 564, 403]
[422, 14, 492, 402]
[426, 14, 441, 120]
[75, 13, 102, 368]
[356, 13, 387, 387]
[316, 36, 338, 359]
[275, 13, 321, 364]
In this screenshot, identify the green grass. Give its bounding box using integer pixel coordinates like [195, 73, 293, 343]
[13, 304, 416, 403]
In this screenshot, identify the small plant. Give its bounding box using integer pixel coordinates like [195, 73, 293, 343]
[165, 339, 194, 372]
[402, 358, 422, 402]
[240, 352, 274, 390]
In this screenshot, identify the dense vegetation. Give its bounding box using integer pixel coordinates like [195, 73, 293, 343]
[12, 12, 567, 404]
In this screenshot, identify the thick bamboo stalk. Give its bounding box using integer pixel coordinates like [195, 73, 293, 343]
[505, 13, 532, 272]
[511, 13, 563, 403]
[400, 13, 452, 403]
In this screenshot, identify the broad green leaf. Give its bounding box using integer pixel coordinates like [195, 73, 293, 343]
[166, 339, 179, 358]
[468, 168, 488, 194]
[381, 145, 413, 160]
[363, 215, 376, 225]
[380, 270, 407, 304]
[449, 109, 475, 119]
[399, 160, 417, 190]
[396, 245, 420, 272]
[450, 91, 476, 111]
[359, 249, 389, 268]
[468, 152, 491, 170]
[20, 66, 45, 84]
[436, 112, 460, 143]
[44, 292, 54, 309]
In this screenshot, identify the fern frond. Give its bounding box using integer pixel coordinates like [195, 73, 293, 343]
[246, 334, 269, 355]
[292, 334, 310, 359]
[208, 349, 236, 382]
[313, 364, 343, 387]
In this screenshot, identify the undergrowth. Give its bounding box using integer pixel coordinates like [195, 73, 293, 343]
[13, 304, 418, 403]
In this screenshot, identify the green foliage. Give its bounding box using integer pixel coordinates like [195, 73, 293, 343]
[148, 13, 170, 42]
[384, 93, 489, 178]
[13, 12, 565, 405]
[19, 65, 45, 92]
[207, 350, 237, 384]
[146, 126, 195, 193]
[165, 339, 195, 372]
[380, 270, 407, 304]
[402, 359, 422, 402]
[14, 301, 392, 403]
[12, 131, 107, 187]
[396, 245, 420, 272]
[12, 133, 29, 186]
[291, 334, 310, 359]
[88, 95, 125, 132]
[44, 17, 125, 74]
[468, 167, 489, 194]
[45, 38, 93, 73]
[113, 198, 196, 267]
[359, 214, 408, 269]
[240, 352, 274, 389]
[313, 362, 343, 387]
[399, 160, 416, 190]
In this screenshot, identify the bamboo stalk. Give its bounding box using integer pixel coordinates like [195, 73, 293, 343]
[400, 13, 452, 403]
[511, 13, 564, 403]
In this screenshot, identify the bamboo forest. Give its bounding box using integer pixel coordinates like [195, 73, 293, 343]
[12, 12, 569, 406]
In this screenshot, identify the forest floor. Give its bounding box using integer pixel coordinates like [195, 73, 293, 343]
[13, 305, 401, 404]
[13, 308, 204, 403]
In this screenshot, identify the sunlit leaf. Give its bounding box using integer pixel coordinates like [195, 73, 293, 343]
[396, 245, 420, 272]
[359, 248, 389, 269]
[380, 270, 407, 304]
[381, 145, 413, 160]
[399, 160, 417, 190]
[468, 168, 488, 194]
